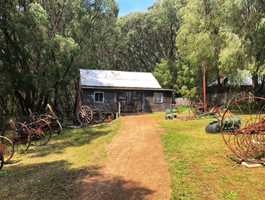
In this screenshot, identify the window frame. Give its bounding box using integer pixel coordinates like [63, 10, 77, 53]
[94, 91, 104, 103]
[153, 92, 164, 104]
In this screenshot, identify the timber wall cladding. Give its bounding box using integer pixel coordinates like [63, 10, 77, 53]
[117, 91, 143, 113]
[143, 91, 172, 112]
[81, 89, 118, 112]
[81, 89, 172, 113]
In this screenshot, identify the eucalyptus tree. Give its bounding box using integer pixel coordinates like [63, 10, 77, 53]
[109, 0, 181, 72]
[177, 0, 223, 77]
[221, 0, 265, 95]
[174, 0, 246, 104]
[0, 0, 118, 116]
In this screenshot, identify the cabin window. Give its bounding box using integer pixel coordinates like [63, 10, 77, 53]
[154, 92, 163, 104]
[94, 92, 104, 103]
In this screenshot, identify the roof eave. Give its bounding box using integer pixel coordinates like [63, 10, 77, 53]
[80, 85, 173, 92]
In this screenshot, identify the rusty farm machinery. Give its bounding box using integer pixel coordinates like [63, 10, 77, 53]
[205, 96, 265, 165]
[0, 104, 62, 169]
[220, 96, 265, 164]
[76, 104, 115, 127]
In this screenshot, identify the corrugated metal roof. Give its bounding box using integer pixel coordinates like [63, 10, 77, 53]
[80, 69, 162, 89]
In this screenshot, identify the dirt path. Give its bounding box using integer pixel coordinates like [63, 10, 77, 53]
[79, 114, 171, 200]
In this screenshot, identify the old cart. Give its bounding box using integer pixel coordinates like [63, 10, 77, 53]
[77, 104, 115, 126]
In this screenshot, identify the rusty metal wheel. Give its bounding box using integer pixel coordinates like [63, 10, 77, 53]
[77, 105, 93, 126]
[39, 114, 63, 134]
[221, 96, 265, 163]
[0, 154, 3, 169]
[9, 122, 31, 153]
[0, 136, 14, 163]
[27, 119, 52, 149]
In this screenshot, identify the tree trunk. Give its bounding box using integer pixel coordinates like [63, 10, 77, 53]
[73, 79, 81, 124]
[15, 91, 27, 115]
[202, 64, 207, 112]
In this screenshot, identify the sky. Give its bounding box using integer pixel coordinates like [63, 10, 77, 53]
[117, 0, 155, 16]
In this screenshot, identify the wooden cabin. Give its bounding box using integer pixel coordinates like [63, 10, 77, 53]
[79, 69, 173, 114]
[207, 72, 254, 105]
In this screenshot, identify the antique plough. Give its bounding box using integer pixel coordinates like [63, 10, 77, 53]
[221, 96, 265, 164]
[29, 104, 63, 134]
[4, 118, 52, 155]
[0, 104, 62, 164]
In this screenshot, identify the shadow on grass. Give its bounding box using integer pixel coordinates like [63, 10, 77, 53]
[0, 160, 97, 200]
[0, 160, 153, 200]
[79, 175, 154, 200]
[24, 124, 112, 158]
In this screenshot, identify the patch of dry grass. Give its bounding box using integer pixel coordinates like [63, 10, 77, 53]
[0, 120, 120, 200]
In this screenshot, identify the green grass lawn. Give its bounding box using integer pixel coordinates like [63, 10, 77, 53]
[0, 120, 120, 200]
[160, 117, 265, 200]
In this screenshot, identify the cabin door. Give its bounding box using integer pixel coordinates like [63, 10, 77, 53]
[118, 92, 142, 113]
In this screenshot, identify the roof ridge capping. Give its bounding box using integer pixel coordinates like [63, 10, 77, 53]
[80, 69, 163, 89]
[80, 68, 153, 74]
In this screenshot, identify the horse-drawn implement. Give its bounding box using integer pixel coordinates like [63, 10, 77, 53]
[205, 96, 265, 164]
[0, 104, 62, 167]
[169, 96, 265, 165]
[220, 96, 265, 164]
